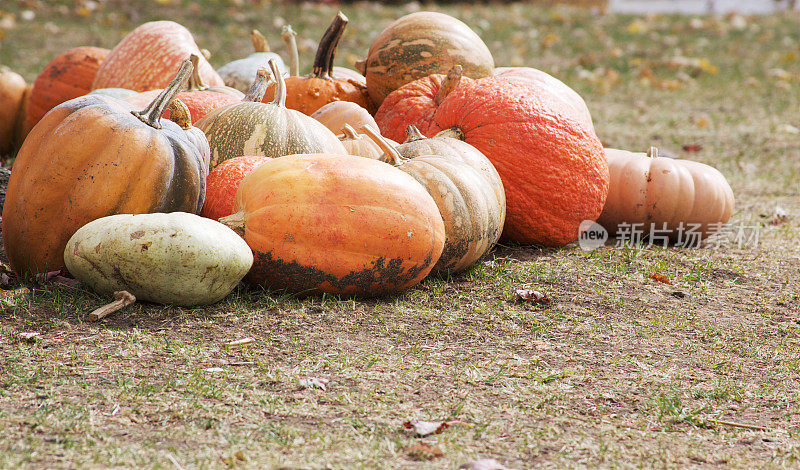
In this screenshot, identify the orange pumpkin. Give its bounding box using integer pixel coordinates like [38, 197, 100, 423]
[261, 12, 374, 115]
[0, 67, 28, 155]
[359, 12, 494, 106]
[3, 60, 210, 276]
[220, 153, 445, 296]
[375, 65, 472, 143]
[312, 101, 378, 135]
[26, 46, 109, 132]
[495, 67, 594, 133]
[429, 76, 608, 246]
[92, 21, 223, 92]
[202, 155, 271, 221]
[597, 147, 735, 243]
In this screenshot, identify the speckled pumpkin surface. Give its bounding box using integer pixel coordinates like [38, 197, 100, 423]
[361, 12, 494, 106]
[3, 62, 209, 276]
[26, 46, 108, 133]
[375, 66, 472, 143]
[92, 21, 223, 92]
[202, 155, 271, 221]
[222, 153, 445, 297]
[195, 61, 346, 169]
[429, 76, 608, 247]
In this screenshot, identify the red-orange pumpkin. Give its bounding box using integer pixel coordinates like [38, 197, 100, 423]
[375, 65, 471, 143]
[92, 21, 223, 91]
[26, 46, 109, 133]
[261, 12, 374, 115]
[220, 154, 445, 296]
[428, 77, 608, 246]
[201, 155, 271, 221]
[3, 60, 210, 276]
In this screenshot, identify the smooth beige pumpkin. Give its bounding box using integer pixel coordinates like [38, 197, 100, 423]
[0, 67, 28, 155]
[364, 127, 503, 274]
[338, 124, 384, 159]
[597, 147, 735, 242]
[311, 101, 377, 135]
[64, 212, 252, 306]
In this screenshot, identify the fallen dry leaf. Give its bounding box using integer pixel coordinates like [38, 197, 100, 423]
[458, 459, 510, 470]
[299, 377, 329, 391]
[404, 443, 444, 461]
[651, 275, 672, 285]
[515, 289, 551, 305]
[403, 420, 449, 437]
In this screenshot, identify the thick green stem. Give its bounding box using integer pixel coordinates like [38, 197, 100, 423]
[434, 65, 462, 105]
[250, 29, 270, 53]
[243, 68, 270, 102]
[404, 125, 427, 143]
[362, 125, 404, 166]
[132, 58, 192, 129]
[269, 58, 286, 107]
[312, 12, 348, 79]
[281, 25, 299, 77]
[186, 54, 208, 91]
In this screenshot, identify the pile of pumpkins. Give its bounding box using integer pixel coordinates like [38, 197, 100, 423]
[0, 11, 734, 306]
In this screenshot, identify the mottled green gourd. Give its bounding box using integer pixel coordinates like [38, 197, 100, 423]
[195, 58, 346, 169]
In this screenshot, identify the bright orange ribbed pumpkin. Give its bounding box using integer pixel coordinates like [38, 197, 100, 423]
[220, 154, 445, 296]
[201, 155, 271, 221]
[261, 13, 374, 115]
[375, 65, 471, 143]
[495, 67, 594, 133]
[429, 77, 609, 246]
[25, 46, 109, 132]
[92, 21, 223, 92]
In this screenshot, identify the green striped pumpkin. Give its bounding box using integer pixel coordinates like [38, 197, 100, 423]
[195, 59, 345, 169]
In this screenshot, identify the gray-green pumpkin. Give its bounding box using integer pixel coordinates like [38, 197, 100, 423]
[364, 127, 504, 274]
[64, 212, 253, 306]
[196, 58, 345, 169]
[216, 29, 288, 94]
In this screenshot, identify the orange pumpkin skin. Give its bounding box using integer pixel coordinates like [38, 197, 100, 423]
[598, 148, 735, 240]
[125, 88, 240, 124]
[495, 67, 594, 133]
[0, 67, 28, 155]
[92, 21, 223, 92]
[3, 65, 209, 276]
[375, 67, 472, 143]
[430, 77, 608, 246]
[225, 154, 445, 296]
[261, 13, 374, 115]
[26, 46, 109, 132]
[360, 12, 494, 106]
[202, 155, 271, 221]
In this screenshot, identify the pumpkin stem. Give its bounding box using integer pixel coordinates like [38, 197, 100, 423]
[312, 12, 348, 80]
[250, 29, 270, 53]
[219, 210, 246, 238]
[168, 99, 192, 129]
[281, 25, 299, 77]
[243, 67, 270, 102]
[434, 65, 462, 105]
[341, 123, 360, 139]
[186, 54, 208, 91]
[132, 58, 192, 129]
[404, 125, 427, 143]
[436, 127, 466, 141]
[647, 146, 659, 158]
[362, 125, 404, 165]
[354, 59, 366, 75]
[201, 48, 211, 61]
[269, 58, 287, 107]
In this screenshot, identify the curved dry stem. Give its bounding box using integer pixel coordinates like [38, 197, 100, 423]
[281, 25, 299, 77]
[436, 127, 466, 141]
[186, 54, 208, 91]
[362, 125, 404, 166]
[219, 210, 246, 237]
[312, 12, 348, 79]
[341, 123, 360, 139]
[168, 99, 192, 129]
[404, 125, 427, 143]
[269, 58, 286, 107]
[250, 29, 270, 53]
[132, 58, 193, 129]
[243, 68, 270, 102]
[434, 65, 462, 105]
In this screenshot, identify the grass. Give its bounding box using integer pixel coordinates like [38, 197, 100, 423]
[1, 0, 800, 468]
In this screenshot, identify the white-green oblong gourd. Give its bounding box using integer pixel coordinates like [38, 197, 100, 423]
[64, 212, 253, 306]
